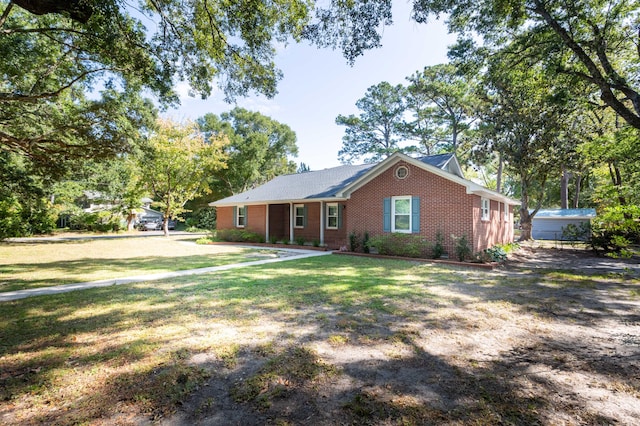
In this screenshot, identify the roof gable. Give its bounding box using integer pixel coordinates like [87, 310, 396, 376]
[211, 152, 519, 206]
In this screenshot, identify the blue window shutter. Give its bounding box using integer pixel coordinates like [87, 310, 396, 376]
[233, 206, 237, 227]
[303, 205, 308, 227]
[383, 197, 391, 232]
[411, 197, 420, 233]
[337, 204, 343, 229]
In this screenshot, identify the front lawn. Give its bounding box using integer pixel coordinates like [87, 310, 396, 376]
[0, 236, 278, 292]
[1, 253, 638, 425]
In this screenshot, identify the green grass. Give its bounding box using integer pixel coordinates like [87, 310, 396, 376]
[0, 256, 456, 424]
[0, 246, 636, 425]
[0, 236, 277, 292]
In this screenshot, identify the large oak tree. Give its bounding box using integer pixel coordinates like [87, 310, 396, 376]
[413, 0, 640, 131]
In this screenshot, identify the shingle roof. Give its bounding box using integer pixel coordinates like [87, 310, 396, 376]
[213, 163, 375, 205]
[211, 153, 462, 206]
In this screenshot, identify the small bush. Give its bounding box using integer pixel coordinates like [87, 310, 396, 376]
[362, 232, 370, 254]
[312, 239, 320, 247]
[216, 229, 265, 243]
[369, 233, 430, 258]
[269, 235, 279, 244]
[454, 234, 471, 261]
[590, 205, 640, 258]
[295, 236, 306, 246]
[69, 211, 121, 232]
[348, 232, 360, 252]
[432, 231, 445, 259]
[484, 246, 508, 262]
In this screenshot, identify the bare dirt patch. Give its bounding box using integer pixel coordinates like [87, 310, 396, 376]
[159, 245, 640, 426]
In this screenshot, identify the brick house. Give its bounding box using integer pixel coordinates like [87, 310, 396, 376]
[211, 152, 519, 253]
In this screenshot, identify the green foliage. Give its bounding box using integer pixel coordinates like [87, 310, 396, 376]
[198, 108, 298, 198]
[68, 211, 121, 232]
[362, 231, 370, 254]
[295, 236, 306, 246]
[269, 235, 279, 244]
[336, 82, 411, 164]
[348, 232, 360, 252]
[0, 152, 56, 239]
[404, 64, 477, 156]
[142, 119, 227, 235]
[432, 231, 445, 259]
[454, 234, 472, 261]
[561, 223, 591, 242]
[369, 233, 430, 258]
[190, 207, 217, 230]
[484, 246, 508, 262]
[414, 0, 640, 131]
[215, 229, 265, 244]
[590, 205, 640, 258]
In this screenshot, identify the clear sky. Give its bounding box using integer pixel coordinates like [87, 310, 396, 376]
[165, 2, 456, 170]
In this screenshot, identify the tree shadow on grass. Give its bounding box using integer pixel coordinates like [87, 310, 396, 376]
[1, 255, 638, 424]
[0, 253, 254, 292]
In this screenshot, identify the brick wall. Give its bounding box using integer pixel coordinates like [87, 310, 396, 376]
[215, 161, 514, 252]
[217, 206, 233, 229]
[246, 205, 266, 235]
[346, 161, 476, 254]
[472, 199, 515, 251]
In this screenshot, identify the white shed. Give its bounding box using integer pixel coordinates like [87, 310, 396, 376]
[531, 209, 596, 240]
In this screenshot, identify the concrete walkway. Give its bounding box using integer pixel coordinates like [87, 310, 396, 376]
[0, 249, 332, 302]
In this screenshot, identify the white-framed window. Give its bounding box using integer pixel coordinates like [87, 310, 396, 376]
[326, 203, 338, 229]
[503, 202, 509, 221]
[481, 198, 490, 221]
[236, 205, 246, 227]
[392, 196, 412, 233]
[294, 204, 305, 228]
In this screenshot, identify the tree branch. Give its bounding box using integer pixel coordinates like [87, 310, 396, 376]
[0, 2, 13, 28]
[0, 67, 111, 101]
[10, 0, 93, 24]
[530, 0, 640, 129]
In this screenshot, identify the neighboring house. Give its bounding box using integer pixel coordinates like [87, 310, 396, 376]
[80, 190, 113, 213]
[80, 192, 168, 227]
[211, 152, 520, 253]
[532, 208, 596, 240]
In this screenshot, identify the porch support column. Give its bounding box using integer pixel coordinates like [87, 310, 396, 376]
[319, 201, 325, 246]
[265, 204, 269, 242]
[289, 202, 294, 243]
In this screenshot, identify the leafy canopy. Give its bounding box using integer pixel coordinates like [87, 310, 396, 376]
[142, 119, 228, 235]
[198, 108, 298, 197]
[336, 81, 409, 164]
[413, 0, 640, 130]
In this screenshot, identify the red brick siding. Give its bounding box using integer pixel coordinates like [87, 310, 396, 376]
[217, 206, 234, 230]
[346, 161, 476, 254]
[472, 198, 514, 251]
[291, 203, 320, 243]
[215, 161, 514, 252]
[246, 205, 266, 235]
